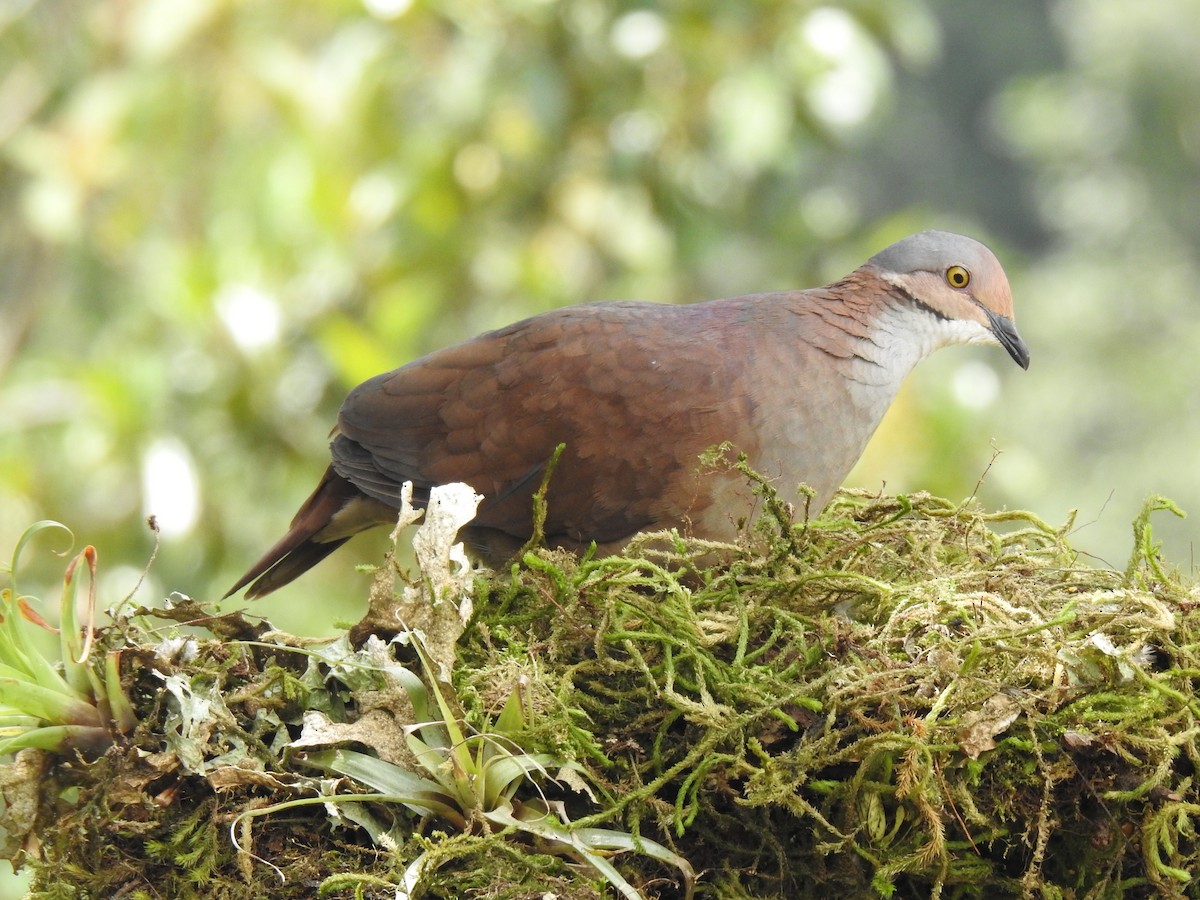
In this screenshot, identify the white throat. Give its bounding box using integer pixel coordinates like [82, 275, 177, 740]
[844, 303, 995, 412]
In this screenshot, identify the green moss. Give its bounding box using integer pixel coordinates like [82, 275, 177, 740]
[7, 488, 1200, 898]
[457, 489, 1200, 897]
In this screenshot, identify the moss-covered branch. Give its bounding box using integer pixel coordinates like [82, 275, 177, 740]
[3, 489, 1198, 899]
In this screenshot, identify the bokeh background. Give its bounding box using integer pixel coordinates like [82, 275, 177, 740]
[2, 2, 1199, 886]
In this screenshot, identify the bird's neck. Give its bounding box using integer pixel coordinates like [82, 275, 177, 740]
[845, 298, 946, 389]
[738, 276, 962, 507]
[841, 289, 995, 407]
[798, 271, 981, 399]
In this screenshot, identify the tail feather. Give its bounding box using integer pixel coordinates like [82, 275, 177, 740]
[225, 466, 365, 599]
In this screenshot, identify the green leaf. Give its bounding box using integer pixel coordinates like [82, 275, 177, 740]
[574, 826, 698, 887]
[479, 748, 558, 809]
[493, 677, 531, 734]
[0, 660, 71, 693]
[5, 521, 73, 587]
[404, 729, 454, 783]
[485, 799, 698, 900]
[301, 748, 468, 830]
[59, 545, 99, 696]
[0, 712, 40, 731]
[386, 658, 434, 723]
[0, 723, 110, 757]
[0, 676, 103, 727]
[104, 650, 137, 735]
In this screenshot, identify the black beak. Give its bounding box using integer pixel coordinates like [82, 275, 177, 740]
[983, 307, 1030, 370]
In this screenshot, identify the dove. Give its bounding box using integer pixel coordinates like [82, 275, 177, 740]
[228, 230, 1028, 598]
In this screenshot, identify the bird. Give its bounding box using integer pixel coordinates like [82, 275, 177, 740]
[227, 230, 1029, 598]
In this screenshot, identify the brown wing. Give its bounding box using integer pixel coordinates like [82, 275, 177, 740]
[331, 301, 760, 547]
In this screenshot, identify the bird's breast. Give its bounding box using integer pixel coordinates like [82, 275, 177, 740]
[736, 332, 902, 511]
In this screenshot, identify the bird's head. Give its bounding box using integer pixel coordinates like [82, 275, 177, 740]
[867, 230, 1030, 370]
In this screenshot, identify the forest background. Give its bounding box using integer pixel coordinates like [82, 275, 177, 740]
[2, 0, 1198, 892]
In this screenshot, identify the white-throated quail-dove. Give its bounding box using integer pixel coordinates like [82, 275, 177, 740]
[228, 230, 1029, 598]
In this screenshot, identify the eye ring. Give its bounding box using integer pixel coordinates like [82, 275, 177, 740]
[946, 265, 971, 289]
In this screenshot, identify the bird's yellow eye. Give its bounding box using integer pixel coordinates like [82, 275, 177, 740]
[945, 265, 971, 289]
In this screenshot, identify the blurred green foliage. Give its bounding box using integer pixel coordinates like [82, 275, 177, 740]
[2, 0, 1199, 649]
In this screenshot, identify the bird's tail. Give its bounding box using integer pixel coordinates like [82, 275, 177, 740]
[224, 466, 360, 599]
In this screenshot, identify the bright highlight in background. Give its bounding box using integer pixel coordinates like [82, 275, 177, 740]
[951, 360, 1001, 410]
[610, 10, 667, 59]
[142, 438, 200, 539]
[801, 6, 884, 129]
[362, 0, 413, 20]
[215, 283, 282, 352]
